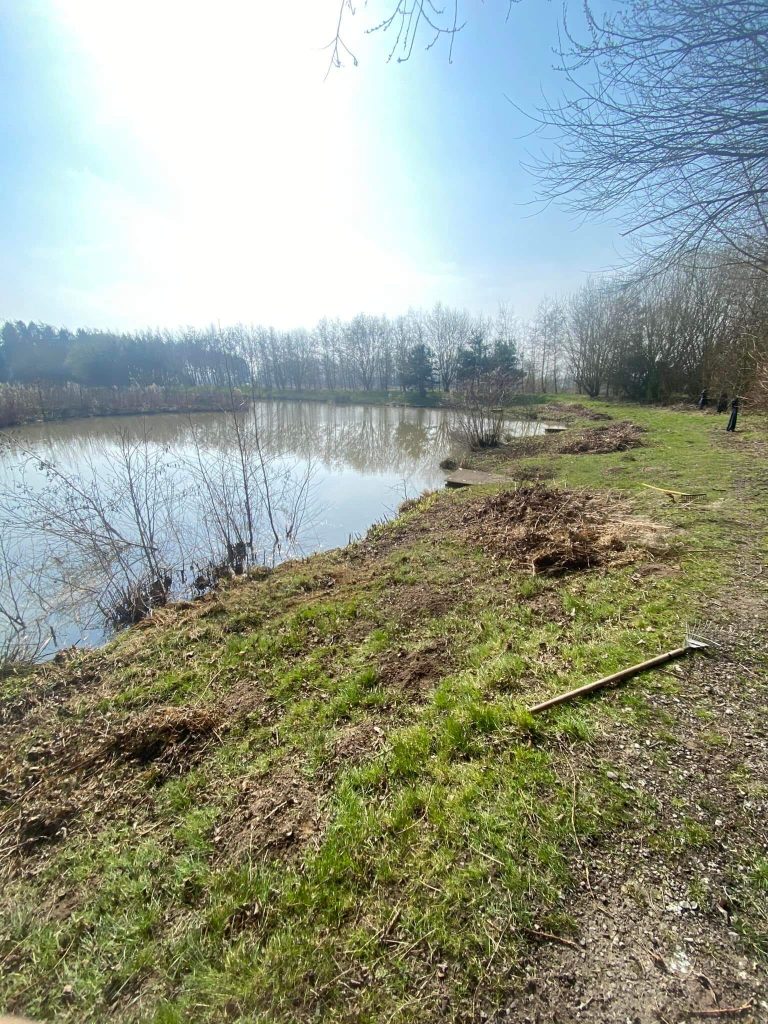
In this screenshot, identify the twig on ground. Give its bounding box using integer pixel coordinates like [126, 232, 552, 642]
[684, 1004, 752, 1018]
[522, 927, 581, 951]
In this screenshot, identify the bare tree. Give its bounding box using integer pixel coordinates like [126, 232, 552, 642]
[424, 302, 471, 392]
[0, 430, 181, 631]
[563, 281, 620, 398]
[528, 297, 566, 393]
[528, 0, 768, 272]
[325, 0, 519, 71]
[453, 365, 529, 449]
[0, 410, 315, 651]
[551, 253, 768, 402]
[340, 315, 376, 391]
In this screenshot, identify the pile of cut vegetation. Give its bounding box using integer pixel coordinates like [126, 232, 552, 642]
[495, 421, 645, 461]
[455, 484, 654, 573]
[104, 705, 219, 766]
[555, 421, 645, 454]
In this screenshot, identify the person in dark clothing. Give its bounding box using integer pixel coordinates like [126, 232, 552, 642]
[697, 388, 709, 409]
[726, 397, 740, 432]
[716, 391, 728, 413]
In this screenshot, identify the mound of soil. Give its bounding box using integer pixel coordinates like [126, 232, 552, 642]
[213, 771, 321, 863]
[455, 485, 654, 574]
[380, 636, 454, 694]
[384, 581, 458, 624]
[331, 721, 387, 766]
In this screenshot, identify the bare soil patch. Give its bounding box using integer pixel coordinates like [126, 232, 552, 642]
[380, 636, 454, 694]
[330, 720, 388, 765]
[213, 770, 322, 864]
[631, 561, 681, 581]
[383, 580, 458, 625]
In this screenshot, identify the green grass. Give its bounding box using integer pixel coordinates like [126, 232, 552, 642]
[1, 399, 766, 1022]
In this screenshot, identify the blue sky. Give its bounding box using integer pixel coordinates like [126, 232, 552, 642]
[0, 1, 622, 330]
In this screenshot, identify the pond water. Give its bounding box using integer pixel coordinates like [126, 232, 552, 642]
[0, 399, 539, 655]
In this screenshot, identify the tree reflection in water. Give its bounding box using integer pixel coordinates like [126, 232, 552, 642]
[0, 399, 537, 659]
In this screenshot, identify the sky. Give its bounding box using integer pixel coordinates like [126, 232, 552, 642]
[0, 0, 623, 330]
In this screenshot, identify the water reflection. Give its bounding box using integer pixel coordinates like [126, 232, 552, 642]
[1, 401, 459, 481]
[0, 399, 538, 655]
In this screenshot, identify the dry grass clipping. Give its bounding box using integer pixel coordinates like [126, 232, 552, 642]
[105, 706, 219, 765]
[494, 421, 645, 461]
[454, 485, 659, 574]
[555, 421, 646, 455]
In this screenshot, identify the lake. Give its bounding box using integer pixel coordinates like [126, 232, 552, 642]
[0, 399, 538, 656]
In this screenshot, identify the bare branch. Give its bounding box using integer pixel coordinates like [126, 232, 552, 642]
[527, 0, 768, 271]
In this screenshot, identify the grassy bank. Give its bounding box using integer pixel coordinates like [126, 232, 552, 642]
[1, 401, 766, 1022]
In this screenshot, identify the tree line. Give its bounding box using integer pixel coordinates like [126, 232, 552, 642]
[2, 253, 767, 406]
[0, 322, 249, 388]
[520, 257, 768, 404]
[0, 308, 523, 399]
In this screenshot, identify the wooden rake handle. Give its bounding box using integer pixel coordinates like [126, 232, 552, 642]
[528, 646, 692, 715]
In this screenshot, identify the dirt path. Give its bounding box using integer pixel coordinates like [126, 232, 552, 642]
[506, 608, 768, 1022]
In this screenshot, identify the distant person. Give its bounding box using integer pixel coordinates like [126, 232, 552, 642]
[697, 388, 709, 409]
[726, 397, 740, 432]
[716, 391, 728, 413]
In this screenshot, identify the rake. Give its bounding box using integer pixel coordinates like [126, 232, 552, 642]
[528, 628, 712, 715]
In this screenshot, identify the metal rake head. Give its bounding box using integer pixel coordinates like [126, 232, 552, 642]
[685, 622, 721, 650]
